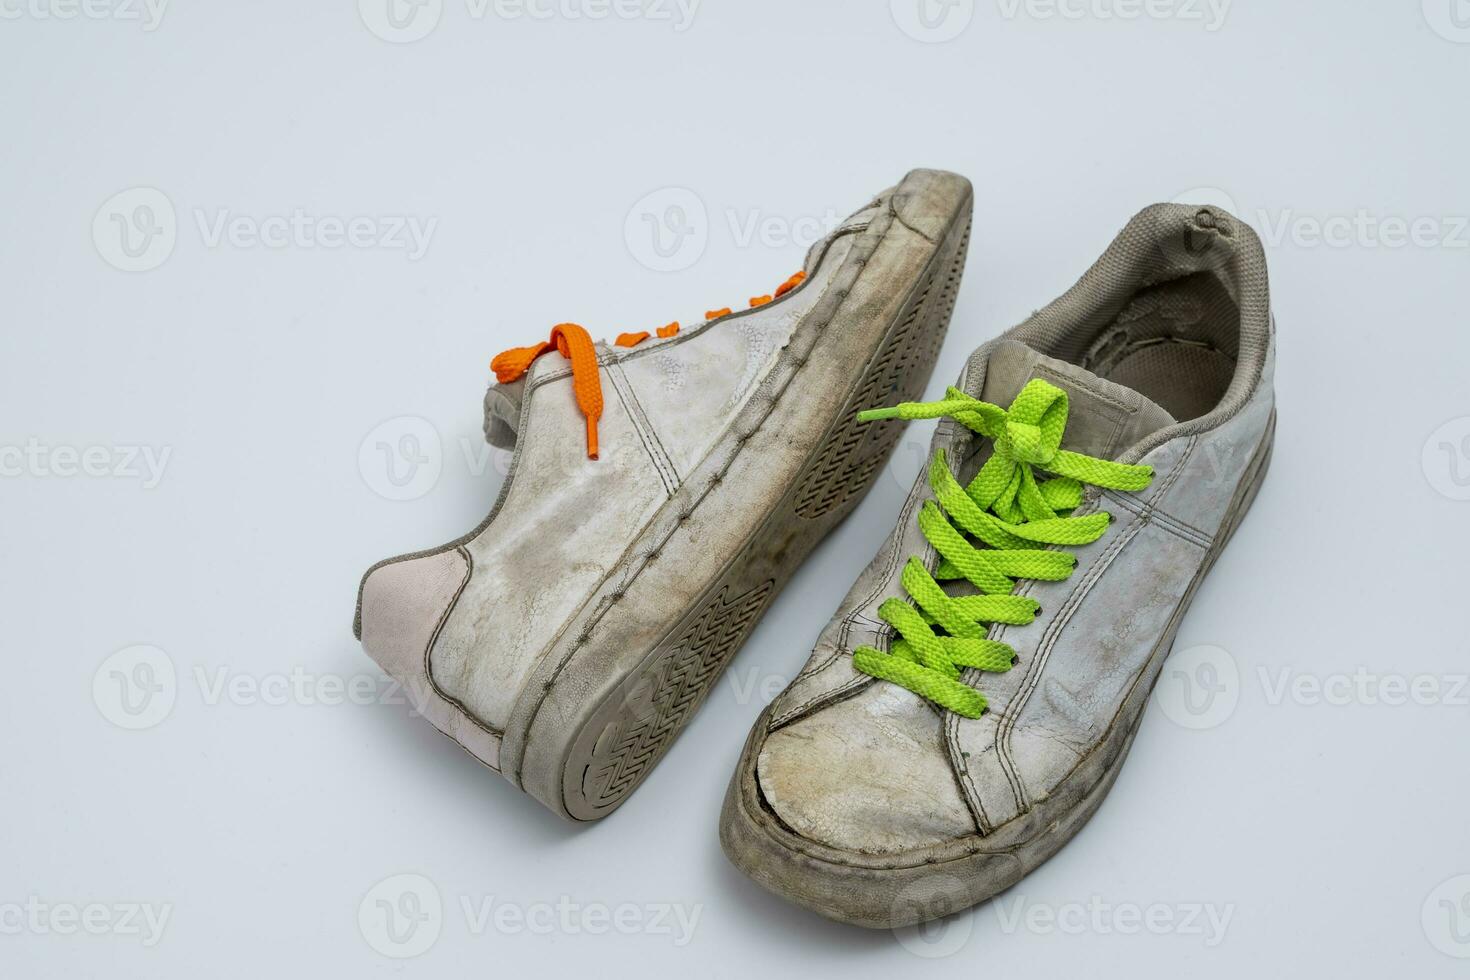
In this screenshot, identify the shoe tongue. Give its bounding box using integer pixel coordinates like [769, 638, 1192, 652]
[971, 339, 1175, 460]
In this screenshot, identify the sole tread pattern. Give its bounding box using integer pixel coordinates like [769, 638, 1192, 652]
[792, 220, 971, 519]
[565, 199, 972, 820]
[580, 580, 775, 810]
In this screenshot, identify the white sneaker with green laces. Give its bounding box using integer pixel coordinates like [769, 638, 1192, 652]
[720, 202, 1276, 928]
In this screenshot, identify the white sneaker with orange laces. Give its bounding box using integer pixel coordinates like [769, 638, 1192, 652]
[355, 170, 974, 820]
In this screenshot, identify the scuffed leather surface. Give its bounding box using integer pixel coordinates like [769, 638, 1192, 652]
[757, 683, 978, 854]
[954, 356, 1273, 827]
[952, 504, 1201, 828]
[430, 360, 671, 732]
[418, 205, 871, 736]
[619, 236, 853, 481]
[768, 341, 1175, 731]
[1002, 523, 1203, 805]
[754, 335, 1272, 848]
[359, 549, 504, 769]
[354, 171, 979, 797]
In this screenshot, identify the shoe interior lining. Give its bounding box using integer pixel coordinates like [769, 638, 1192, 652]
[1076, 271, 1240, 423]
[997, 205, 1271, 438]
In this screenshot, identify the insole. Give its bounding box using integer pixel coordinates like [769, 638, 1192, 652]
[1081, 272, 1240, 422]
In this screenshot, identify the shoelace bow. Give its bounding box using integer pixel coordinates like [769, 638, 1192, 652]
[489, 270, 807, 459]
[851, 378, 1155, 718]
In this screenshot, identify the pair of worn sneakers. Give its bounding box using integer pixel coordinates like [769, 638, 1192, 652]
[353, 169, 1275, 929]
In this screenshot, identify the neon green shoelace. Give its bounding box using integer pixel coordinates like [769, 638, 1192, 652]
[851, 378, 1155, 718]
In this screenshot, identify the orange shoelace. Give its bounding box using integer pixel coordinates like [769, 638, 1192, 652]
[490, 269, 807, 459]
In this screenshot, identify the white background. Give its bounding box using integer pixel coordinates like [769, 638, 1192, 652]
[3, 1, 1469, 976]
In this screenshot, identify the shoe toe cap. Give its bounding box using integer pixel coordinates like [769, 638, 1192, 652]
[755, 683, 979, 855]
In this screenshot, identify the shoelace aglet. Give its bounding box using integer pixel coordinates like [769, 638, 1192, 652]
[857, 406, 903, 422]
[585, 417, 599, 460]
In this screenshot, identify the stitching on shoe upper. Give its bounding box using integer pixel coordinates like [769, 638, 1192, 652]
[418, 546, 511, 746]
[986, 436, 1197, 811]
[769, 362, 1138, 734]
[1004, 514, 1144, 809]
[735, 522, 1167, 862]
[733, 415, 1274, 869]
[944, 709, 994, 833]
[505, 201, 906, 786]
[792, 366, 989, 720]
[513, 334, 821, 782]
[1103, 488, 1212, 548]
[1035, 362, 1134, 420]
[603, 359, 679, 496]
[515, 252, 835, 394]
[769, 417, 969, 731]
[951, 447, 1191, 816]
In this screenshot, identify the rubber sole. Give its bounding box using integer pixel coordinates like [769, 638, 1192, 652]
[562, 208, 972, 820]
[720, 411, 1276, 928]
[509, 172, 974, 821]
